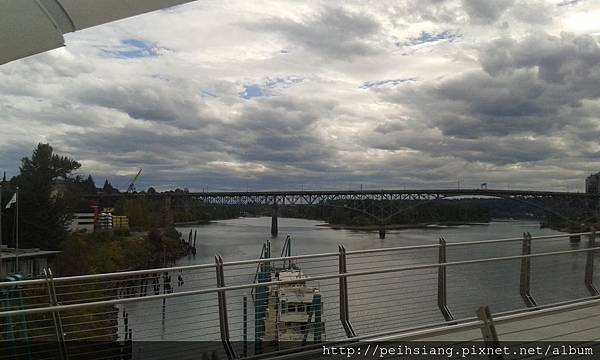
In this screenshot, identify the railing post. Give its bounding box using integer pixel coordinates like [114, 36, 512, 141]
[338, 245, 356, 337]
[243, 294, 248, 358]
[43, 268, 68, 360]
[585, 230, 599, 296]
[476, 306, 503, 360]
[519, 232, 537, 307]
[437, 238, 454, 321]
[215, 255, 237, 359]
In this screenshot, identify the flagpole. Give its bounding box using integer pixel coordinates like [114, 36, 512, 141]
[0, 184, 3, 278]
[15, 186, 18, 274]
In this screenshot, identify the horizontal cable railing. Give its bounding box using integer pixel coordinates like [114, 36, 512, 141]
[0, 231, 598, 360]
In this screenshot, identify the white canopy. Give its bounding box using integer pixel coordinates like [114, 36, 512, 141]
[0, 0, 197, 65]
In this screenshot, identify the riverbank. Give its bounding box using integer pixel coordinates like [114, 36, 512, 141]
[52, 227, 190, 276]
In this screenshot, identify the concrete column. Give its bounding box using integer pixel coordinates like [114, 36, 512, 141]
[271, 202, 278, 237]
[378, 223, 385, 239]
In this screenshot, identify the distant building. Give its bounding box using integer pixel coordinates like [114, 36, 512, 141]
[586, 172, 600, 194]
[1, 246, 61, 278]
[68, 211, 130, 233]
[69, 213, 96, 232]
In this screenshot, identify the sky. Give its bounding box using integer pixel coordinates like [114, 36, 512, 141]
[1, 0, 600, 192]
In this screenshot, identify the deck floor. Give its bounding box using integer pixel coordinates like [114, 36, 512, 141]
[419, 304, 600, 342]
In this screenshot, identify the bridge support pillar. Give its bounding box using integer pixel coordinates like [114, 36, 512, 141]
[378, 223, 385, 239]
[271, 203, 278, 237]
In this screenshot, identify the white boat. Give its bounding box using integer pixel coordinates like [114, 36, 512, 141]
[254, 237, 325, 352]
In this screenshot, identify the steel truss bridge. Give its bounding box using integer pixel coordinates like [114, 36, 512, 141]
[91, 189, 600, 238]
[96, 188, 600, 203]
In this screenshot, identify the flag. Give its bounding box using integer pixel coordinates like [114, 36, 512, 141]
[5, 192, 16, 209]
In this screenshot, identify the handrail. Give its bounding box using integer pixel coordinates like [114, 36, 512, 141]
[346, 232, 593, 255]
[0, 263, 217, 288]
[1, 245, 599, 318]
[1, 231, 590, 288]
[446, 231, 592, 247]
[243, 295, 600, 360]
[223, 252, 339, 267]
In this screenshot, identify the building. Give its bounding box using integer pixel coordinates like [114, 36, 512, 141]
[68, 212, 130, 233]
[69, 213, 96, 232]
[1, 246, 61, 278]
[586, 172, 600, 194]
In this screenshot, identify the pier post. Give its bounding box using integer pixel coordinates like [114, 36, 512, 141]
[338, 245, 356, 338]
[519, 232, 537, 307]
[215, 255, 236, 359]
[585, 231, 598, 296]
[271, 201, 278, 237]
[437, 238, 454, 321]
[378, 223, 385, 239]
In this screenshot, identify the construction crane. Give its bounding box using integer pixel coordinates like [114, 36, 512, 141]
[126, 168, 143, 193]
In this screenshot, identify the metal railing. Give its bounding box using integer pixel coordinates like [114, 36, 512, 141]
[0, 231, 598, 360]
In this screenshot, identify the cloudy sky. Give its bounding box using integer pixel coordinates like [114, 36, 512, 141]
[1, 0, 600, 191]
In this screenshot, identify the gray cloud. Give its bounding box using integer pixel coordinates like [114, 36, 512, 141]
[73, 78, 212, 129]
[248, 6, 381, 59]
[384, 32, 600, 139]
[1, 1, 600, 192]
[462, 0, 515, 23]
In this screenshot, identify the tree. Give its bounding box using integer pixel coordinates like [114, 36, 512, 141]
[103, 179, 115, 194]
[17, 143, 81, 250]
[83, 175, 97, 194]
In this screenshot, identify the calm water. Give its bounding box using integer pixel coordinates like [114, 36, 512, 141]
[123, 218, 595, 358]
[174, 217, 563, 264]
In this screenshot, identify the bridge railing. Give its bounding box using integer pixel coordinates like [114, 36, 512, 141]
[0, 231, 598, 360]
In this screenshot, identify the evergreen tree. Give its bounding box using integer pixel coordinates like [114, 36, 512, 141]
[103, 179, 114, 194]
[83, 175, 97, 194]
[17, 143, 81, 250]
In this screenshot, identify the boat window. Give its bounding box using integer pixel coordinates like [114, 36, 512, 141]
[281, 301, 286, 313]
[288, 304, 296, 312]
[297, 304, 305, 312]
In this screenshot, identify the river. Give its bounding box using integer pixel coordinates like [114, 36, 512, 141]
[121, 218, 595, 358]
[174, 217, 563, 265]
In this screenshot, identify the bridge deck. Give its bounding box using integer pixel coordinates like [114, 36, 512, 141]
[420, 304, 600, 342]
